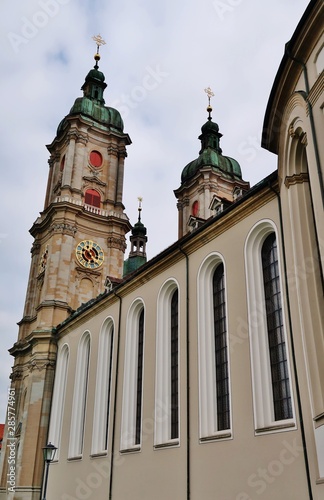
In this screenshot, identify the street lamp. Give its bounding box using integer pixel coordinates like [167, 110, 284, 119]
[41, 442, 57, 500]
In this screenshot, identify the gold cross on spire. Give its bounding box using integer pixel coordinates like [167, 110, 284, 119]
[204, 87, 214, 120]
[92, 34, 106, 67]
[92, 34, 106, 51]
[204, 86, 215, 106]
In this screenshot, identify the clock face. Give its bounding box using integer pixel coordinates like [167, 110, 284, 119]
[76, 240, 104, 269]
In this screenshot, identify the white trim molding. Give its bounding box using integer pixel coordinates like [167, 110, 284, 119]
[120, 299, 145, 452]
[154, 279, 180, 447]
[68, 331, 91, 458]
[48, 343, 69, 460]
[91, 317, 114, 455]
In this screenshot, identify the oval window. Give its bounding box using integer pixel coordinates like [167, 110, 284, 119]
[89, 150, 103, 168]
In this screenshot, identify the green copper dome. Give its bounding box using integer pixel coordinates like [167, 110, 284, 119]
[56, 60, 124, 135]
[85, 67, 105, 83]
[69, 98, 124, 132]
[181, 116, 242, 183]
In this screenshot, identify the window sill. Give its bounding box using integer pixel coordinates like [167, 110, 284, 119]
[67, 455, 82, 461]
[90, 452, 108, 458]
[154, 439, 179, 450]
[255, 422, 296, 434]
[120, 446, 141, 454]
[200, 432, 232, 443]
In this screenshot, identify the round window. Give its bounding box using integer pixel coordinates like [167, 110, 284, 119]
[89, 150, 103, 168]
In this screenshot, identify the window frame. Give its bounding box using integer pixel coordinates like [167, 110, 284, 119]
[48, 343, 69, 460]
[155, 279, 180, 448]
[68, 331, 91, 459]
[91, 318, 114, 456]
[244, 220, 296, 434]
[120, 299, 145, 452]
[197, 253, 232, 442]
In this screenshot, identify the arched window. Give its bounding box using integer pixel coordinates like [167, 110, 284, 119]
[213, 264, 230, 431]
[135, 309, 144, 445]
[192, 200, 199, 217]
[68, 332, 91, 458]
[155, 280, 180, 447]
[60, 155, 65, 172]
[91, 319, 114, 455]
[48, 344, 69, 460]
[198, 254, 231, 441]
[170, 289, 179, 439]
[85, 189, 101, 208]
[245, 221, 295, 432]
[261, 233, 292, 421]
[121, 300, 145, 451]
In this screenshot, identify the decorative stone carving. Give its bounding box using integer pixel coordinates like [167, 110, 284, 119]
[107, 236, 127, 252]
[27, 360, 56, 372]
[284, 172, 309, 188]
[300, 132, 308, 146]
[10, 369, 23, 381]
[50, 223, 77, 236]
[288, 123, 296, 137]
[107, 145, 119, 157]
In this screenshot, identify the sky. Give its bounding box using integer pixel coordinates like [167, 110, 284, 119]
[0, 0, 309, 422]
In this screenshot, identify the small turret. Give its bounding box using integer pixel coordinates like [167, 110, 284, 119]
[123, 198, 148, 276]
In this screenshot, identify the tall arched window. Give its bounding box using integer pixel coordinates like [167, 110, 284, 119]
[135, 309, 144, 445]
[198, 254, 231, 441]
[170, 289, 179, 439]
[213, 264, 230, 431]
[261, 233, 292, 421]
[155, 280, 180, 447]
[121, 300, 145, 451]
[85, 189, 101, 208]
[48, 344, 69, 460]
[91, 319, 114, 455]
[68, 332, 91, 458]
[245, 221, 295, 432]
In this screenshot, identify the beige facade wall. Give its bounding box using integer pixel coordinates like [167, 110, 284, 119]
[45, 191, 322, 499]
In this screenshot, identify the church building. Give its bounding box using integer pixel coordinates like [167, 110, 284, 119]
[1, 1, 324, 499]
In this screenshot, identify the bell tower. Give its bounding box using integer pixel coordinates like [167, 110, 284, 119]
[174, 87, 250, 238]
[0, 37, 131, 500]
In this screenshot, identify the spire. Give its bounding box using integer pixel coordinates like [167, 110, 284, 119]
[81, 34, 107, 104]
[123, 198, 148, 276]
[92, 34, 106, 69]
[204, 86, 214, 121]
[200, 87, 222, 154]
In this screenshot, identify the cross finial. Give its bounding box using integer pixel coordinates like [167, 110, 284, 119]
[92, 34, 106, 68]
[204, 86, 214, 105]
[137, 197, 143, 221]
[204, 87, 214, 120]
[92, 34, 106, 51]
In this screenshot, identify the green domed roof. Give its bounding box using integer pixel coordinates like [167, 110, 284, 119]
[56, 60, 125, 135]
[85, 67, 105, 83]
[132, 218, 147, 237]
[201, 119, 219, 134]
[181, 117, 242, 183]
[69, 97, 124, 132]
[181, 149, 242, 183]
